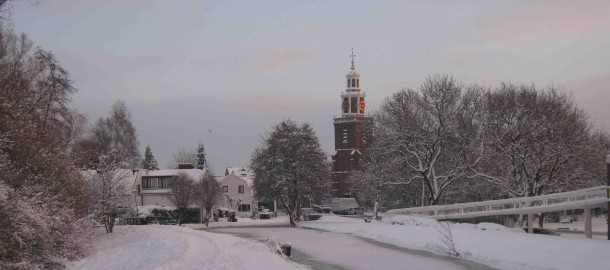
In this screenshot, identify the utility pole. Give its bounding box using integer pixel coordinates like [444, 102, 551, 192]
[606, 154, 609, 240]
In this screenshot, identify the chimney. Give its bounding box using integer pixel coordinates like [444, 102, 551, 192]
[178, 163, 195, 169]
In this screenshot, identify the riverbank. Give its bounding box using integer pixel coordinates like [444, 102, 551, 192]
[298, 215, 610, 270]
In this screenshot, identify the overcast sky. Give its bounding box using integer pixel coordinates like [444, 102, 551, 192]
[9, 0, 610, 174]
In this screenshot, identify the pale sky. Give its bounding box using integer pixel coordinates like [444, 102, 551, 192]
[9, 0, 610, 173]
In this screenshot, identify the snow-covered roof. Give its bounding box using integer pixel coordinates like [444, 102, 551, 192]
[145, 168, 208, 182]
[219, 173, 254, 192]
[225, 166, 254, 178]
[346, 69, 360, 76]
[81, 169, 137, 195]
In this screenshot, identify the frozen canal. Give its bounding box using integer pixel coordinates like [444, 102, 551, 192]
[207, 226, 495, 270]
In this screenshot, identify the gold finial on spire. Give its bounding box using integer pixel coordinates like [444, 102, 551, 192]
[350, 48, 355, 70]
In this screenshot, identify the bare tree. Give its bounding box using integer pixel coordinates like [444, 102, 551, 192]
[374, 75, 485, 205]
[169, 172, 195, 225]
[436, 220, 460, 257]
[86, 151, 132, 233]
[194, 170, 222, 225]
[350, 137, 408, 220]
[72, 100, 140, 169]
[171, 148, 196, 168]
[470, 85, 592, 196]
[251, 120, 330, 226]
[467, 85, 596, 227]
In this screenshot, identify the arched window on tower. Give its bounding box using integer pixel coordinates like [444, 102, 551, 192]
[347, 79, 350, 88]
[351, 79, 355, 88]
[357, 79, 359, 88]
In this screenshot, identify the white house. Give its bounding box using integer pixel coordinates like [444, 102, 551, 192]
[219, 167, 257, 215]
[133, 168, 208, 207]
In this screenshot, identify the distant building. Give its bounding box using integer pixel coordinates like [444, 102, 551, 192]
[331, 50, 372, 198]
[221, 166, 277, 213]
[133, 167, 208, 207]
[218, 167, 257, 215]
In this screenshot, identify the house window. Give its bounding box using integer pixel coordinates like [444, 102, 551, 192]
[143, 177, 158, 189]
[238, 204, 251, 212]
[158, 178, 168, 188]
[222, 186, 228, 193]
[239, 185, 244, 193]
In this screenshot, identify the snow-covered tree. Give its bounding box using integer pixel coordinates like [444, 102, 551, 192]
[141, 145, 159, 170]
[169, 172, 195, 225]
[0, 25, 93, 268]
[374, 75, 485, 205]
[86, 151, 132, 233]
[194, 169, 222, 223]
[72, 100, 140, 169]
[349, 139, 408, 220]
[251, 120, 330, 226]
[195, 142, 207, 169]
[470, 85, 596, 196]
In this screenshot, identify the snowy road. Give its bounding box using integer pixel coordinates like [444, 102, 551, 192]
[68, 225, 301, 270]
[209, 226, 494, 270]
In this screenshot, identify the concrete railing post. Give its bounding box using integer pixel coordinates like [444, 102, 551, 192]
[527, 214, 534, 234]
[585, 208, 592, 239]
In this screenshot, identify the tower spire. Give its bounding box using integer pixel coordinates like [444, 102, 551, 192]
[350, 48, 355, 70]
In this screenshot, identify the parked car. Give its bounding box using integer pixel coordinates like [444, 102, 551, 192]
[301, 208, 322, 221]
[347, 207, 364, 215]
[258, 208, 273, 219]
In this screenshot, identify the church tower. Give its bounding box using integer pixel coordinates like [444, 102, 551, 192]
[331, 49, 372, 198]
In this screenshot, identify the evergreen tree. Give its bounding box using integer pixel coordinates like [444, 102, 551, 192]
[141, 145, 159, 170]
[195, 142, 207, 169]
[251, 120, 330, 226]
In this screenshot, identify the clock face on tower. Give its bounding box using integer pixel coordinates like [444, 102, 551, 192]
[359, 99, 365, 114]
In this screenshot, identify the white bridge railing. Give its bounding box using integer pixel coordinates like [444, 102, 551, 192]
[388, 185, 610, 220]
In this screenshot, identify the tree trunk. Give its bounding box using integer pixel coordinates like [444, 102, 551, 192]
[280, 196, 296, 226]
[178, 208, 183, 226]
[373, 186, 380, 221]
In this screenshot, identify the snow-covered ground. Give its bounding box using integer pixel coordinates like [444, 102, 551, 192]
[68, 225, 303, 270]
[297, 215, 610, 270]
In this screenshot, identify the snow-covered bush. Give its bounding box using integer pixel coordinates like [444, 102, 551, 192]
[382, 215, 440, 227]
[136, 205, 200, 224]
[0, 27, 93, 268]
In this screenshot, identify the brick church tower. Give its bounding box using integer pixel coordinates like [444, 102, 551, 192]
[331, 50, 372, 198]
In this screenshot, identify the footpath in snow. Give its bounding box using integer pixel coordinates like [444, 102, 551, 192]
[298, 215, 610, 270]
[69, 225, 302, 270]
